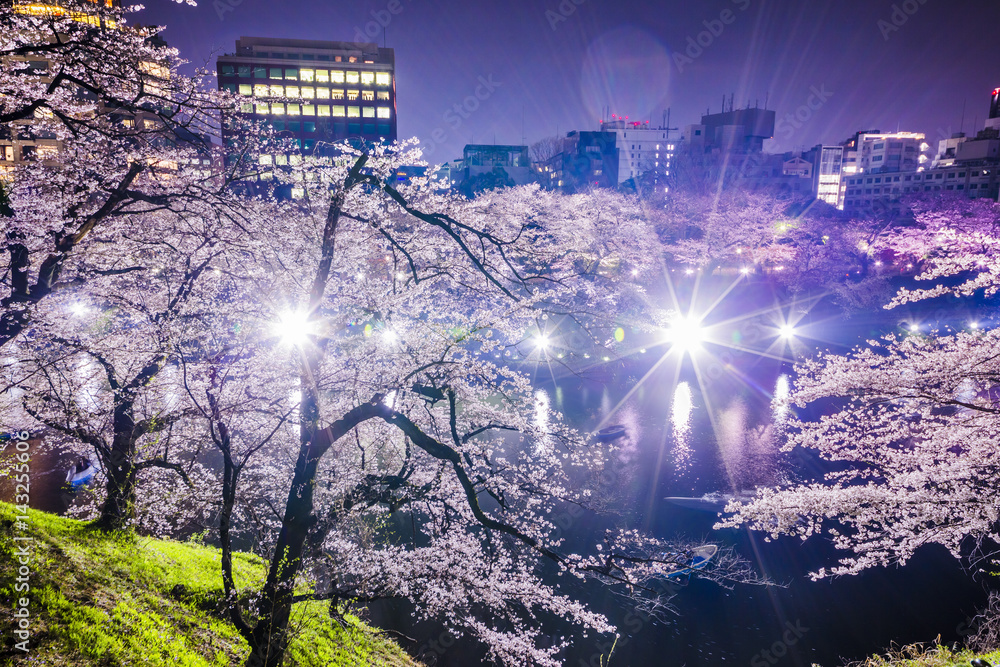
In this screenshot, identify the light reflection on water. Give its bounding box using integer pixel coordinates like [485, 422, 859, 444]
[670, 381, 693, 473]
[772, 373, 791, 424]
[533, 389, 551, 454]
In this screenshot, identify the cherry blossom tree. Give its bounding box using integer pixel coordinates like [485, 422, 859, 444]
[3, 200, 240, 531]
[719, 196, 1000, 579]
[167, 143, 763, 667]
[1, 0, 242, 348]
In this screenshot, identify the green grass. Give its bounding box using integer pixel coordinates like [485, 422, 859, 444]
[846, 642, 1000, 667]
[0, 502, 420, 666]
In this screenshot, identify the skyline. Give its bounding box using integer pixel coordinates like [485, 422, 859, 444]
[143, 0, 1000, 162]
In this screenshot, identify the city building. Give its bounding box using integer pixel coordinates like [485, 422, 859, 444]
[461, 144, 533, 185]
[805, 144, 845, 208]
[216, 36, 397, 166]
[597, 117, 676, 184]
[853, 131, 929, 174]
[690, 106, 776, 154]
[842, 91, 1000, 213]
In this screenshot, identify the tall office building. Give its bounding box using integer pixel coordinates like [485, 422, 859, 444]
[217, 36, 397, 164]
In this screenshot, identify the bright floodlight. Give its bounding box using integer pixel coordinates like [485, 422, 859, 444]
[274, 310, 315, 347]
[534, 333, 551, 351]
[664, 316, 705, 353]
[69, 302, 88, 317]
[778, 324, 797, 340]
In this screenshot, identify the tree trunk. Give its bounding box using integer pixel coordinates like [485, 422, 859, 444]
[243, 439, 322, 667]
[94, 455, 137, 531]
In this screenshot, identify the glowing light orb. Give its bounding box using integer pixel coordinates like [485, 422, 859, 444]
[534, 333, 551, 351]
[69, 303, 89, 317]
[614, 327, 625, 343]
[778, 324, 797, 340]
[664, 316, 706, 353]
[274, 310, 316, 347]
[970, 322, 980, 330]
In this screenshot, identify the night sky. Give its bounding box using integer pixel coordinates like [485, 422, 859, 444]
[142, 0, 1000, 162]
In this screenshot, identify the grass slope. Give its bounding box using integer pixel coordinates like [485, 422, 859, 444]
[0, 503, 420, 666]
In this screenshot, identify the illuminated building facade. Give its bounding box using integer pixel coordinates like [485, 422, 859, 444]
[216, 36, 397, 166]
[598, 118, 676, 184]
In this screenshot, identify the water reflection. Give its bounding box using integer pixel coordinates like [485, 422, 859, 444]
[772, 374, 790, 425]
[670, 382, 693, 473]
[534, 389, 551, 453]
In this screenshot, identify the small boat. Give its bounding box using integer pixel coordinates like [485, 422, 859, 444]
[658, 544, 718, 578]
[66, 461, 97, 490]
[664, 491, 756, 512]
[594, 425, 627, 442]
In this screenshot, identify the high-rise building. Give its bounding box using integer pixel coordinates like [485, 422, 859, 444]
[217, 36, 397, 164]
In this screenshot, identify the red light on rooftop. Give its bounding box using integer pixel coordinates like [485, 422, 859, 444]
[994, 88, 1000, 96]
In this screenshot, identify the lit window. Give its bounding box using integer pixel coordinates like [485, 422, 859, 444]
[348, 56, 357, 63]
[375, 72, 390, 86]
[362, 90, 374, 101]
[285, 69, 298, 80]
[270, 85, 284, 97]
[347, 106, 360, 118]
[254, 84, 268, 97]
[271, 103, 285, 115]
[316, 87, 330, 99]
[276, 155, 288, 165]
[361, 71, 375, 85]
[317, 105, 331, 117]
[269, 68, 283, 79]
[362, 106, 375, 118]
[240, 102, 253, 113]
[346, 71, 360, 84]
[331, 71, 345, 84]
[238, 84, 252, 96]
[377, 91, 389, 101]
[377, 107, 391, 119]
[315, 70, 330, 83]
[303, 104, 315, 115]
[347, 90, 359, 101]
[300, 69, 314, 82]
[256, 102, 269, 114]
[291, 187, 305, 199]
[332, 90, 345, 100]
[301, 87, 315, 99]
[332, 105, 346, 117]
[288, 104, 300, 116]
[259, 155, 272, 165]
[285, 86, 300, 98]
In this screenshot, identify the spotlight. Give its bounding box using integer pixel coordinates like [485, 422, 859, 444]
[664, 316, 705, 353]
[274, 310, 315, 347]
[778, 324, 797, 340]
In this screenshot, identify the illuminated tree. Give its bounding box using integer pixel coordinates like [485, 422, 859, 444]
[719, 197, 1000, 579]
[183, 146, 761, 667]
[0, 0, 239, 348]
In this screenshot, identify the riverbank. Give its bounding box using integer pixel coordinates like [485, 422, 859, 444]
[0, 502, 419, 666]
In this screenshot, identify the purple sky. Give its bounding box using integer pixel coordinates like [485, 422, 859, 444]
[142, 0, 1000, 162]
